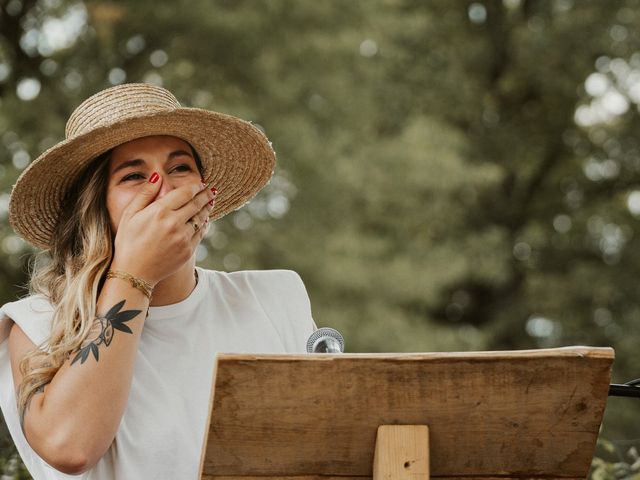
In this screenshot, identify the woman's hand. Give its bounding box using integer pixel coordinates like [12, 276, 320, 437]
[111, 175, 215, 285]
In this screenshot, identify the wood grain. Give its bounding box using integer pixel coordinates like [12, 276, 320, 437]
[373, 425, 429, 480]
[200, 347, 613, 478]
[203, 476, 584, 480]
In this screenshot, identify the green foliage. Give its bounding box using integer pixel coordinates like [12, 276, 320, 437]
[591, 439, 640, 480]
[1, 0, 640, 476]
[0, 417, 30, 479]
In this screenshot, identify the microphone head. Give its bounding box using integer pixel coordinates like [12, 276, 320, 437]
[306, 327, 345, 353]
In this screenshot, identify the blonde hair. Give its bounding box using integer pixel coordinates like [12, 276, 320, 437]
[17, 152, 113, 419]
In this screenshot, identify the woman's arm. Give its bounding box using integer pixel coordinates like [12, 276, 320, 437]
[8, 177, 214, 474]
[9, 283, 149, 474]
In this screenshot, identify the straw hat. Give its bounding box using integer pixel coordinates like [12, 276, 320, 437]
[9, 83, 276, 250]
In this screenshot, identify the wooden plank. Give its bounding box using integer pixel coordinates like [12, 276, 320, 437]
[200, 347, 613, 478]
[203, 477, 584, 480]
[203, 477, 368, 480]
[373, 425, 429, 480]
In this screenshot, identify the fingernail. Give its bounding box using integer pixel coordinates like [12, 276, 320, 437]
[149, 172, 160, 184]
[208, 199, 214, 207]
[211, 186, 218, 196]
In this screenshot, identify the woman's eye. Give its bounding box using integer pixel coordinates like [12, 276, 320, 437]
[171, 164, 193, 173]
[122, 173, 145, 182]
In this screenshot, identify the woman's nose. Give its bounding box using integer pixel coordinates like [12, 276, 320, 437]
[155, 174, 175, 199]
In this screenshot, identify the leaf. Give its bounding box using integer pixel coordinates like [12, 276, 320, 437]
[111, 322, 133, 334]
[71, 345, 92, 365]
[90, 343, 99, 362]
[113, 309, 141, 324]
[81, 347, 90, 364]
[102, 301, 138, 336]
[110, 308, 140, 334]
[71, 350, 83, 365]
[104, 300, 126, 321]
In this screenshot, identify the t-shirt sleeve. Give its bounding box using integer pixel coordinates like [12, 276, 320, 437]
[249, 270, 317, 353]
[0, 295, 54, 348]
[0, 296, 74, 479]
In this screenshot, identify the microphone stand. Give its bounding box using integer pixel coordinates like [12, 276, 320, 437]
[609, 378, 640, 398]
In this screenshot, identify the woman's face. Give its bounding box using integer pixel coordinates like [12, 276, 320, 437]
[106, 135, 202, 233]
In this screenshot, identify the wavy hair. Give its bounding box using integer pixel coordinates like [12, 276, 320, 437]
[16, 144, 204, 419]
[17, 151, 113, 420]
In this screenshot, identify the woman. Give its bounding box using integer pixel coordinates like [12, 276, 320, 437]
[0, 83, 316, 479]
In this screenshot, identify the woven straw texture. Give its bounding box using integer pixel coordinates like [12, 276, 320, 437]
[9, 83, 275, 250]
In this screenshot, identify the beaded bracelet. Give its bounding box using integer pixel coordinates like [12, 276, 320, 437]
[106, 270, 153, 300]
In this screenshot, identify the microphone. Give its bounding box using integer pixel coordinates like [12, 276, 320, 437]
[306, 327, 345, 353]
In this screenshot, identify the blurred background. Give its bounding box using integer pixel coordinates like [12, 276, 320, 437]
[1, 0, 640, 477]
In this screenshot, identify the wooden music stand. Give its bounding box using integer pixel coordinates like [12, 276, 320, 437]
[199, 346, 613, 480]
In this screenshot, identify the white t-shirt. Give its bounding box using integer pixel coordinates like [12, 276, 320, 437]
[0, 268, 316, 479]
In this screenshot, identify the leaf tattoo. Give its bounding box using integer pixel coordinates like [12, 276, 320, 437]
[71, 300, 141, 365]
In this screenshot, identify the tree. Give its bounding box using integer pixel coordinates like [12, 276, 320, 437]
[1, 0, 639, 477]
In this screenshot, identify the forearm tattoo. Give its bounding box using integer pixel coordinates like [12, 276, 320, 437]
[71, 300, 141, 365]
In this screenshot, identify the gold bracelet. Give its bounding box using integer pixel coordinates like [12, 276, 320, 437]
[106, 270, 153, 300]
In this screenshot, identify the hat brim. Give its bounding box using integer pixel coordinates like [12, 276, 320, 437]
[9, 107, 275, 250]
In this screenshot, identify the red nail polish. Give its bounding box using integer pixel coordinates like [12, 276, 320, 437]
[149, 172, 160, 184]
[211, 186, 218, 195]
[208, 200, 214, 207]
